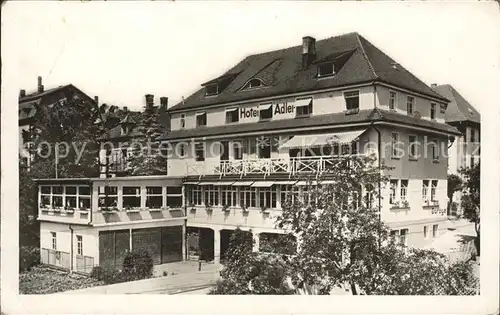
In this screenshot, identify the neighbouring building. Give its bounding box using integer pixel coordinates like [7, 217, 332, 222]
[19, 76, 98, 167]
[432, 84, 481, 216]
[159, 32, 461, 262]
[97, 94, 170, 177]
[36, 176, 186, 273]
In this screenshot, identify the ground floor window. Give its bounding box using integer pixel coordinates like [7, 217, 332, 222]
[123, 186, 141, 209]
[76, 235, 83, 256]
[424, 226, 428, 239]
[51, 232, 57, 250]
[189, 185, 203, 206]
[204, 185, 219, 207]
[98, 186, 118, 209]
[166, 186, 183, 208]
[221, 186, 238, 207]
[146, 186, 163, 209]
[432, 224, 438, 238]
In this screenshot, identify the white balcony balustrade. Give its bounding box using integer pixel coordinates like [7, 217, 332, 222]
[186, 155, 364, 177]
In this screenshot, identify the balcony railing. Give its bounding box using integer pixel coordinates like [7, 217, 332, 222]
[187, 155, 363, 178]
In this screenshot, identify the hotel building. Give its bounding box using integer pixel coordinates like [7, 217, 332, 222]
[36, 32, 461, 271]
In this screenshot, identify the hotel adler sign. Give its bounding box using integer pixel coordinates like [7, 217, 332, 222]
[240, 101, 295, 118]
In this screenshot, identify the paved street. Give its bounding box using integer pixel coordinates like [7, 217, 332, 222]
[60, 261, 221, 295]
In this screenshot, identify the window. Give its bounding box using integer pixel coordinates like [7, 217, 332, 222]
[205, 84, 219, 96]
[221, 186, 238, 207]
[98, 186, 118, 209]
[470, 129, 475, 143]
[424, 226, 428, 239]
[422, 180, 429, 200]
[318, 62, 334, 77]
[180, 114, 185, 129]
[52, 186, 63, 208]
[430, 103, 436, 120]
[76, 235, 83, 256]
[391, 132, 399, 158]
[166, 186, 183, 208]
[431, 180, 438, 201]
[239, 187, 256, 208]
[432, 224, 438, 238]
[391, 229, 408, 245]
[123, 186, 141, 209]
[65, 186, 77, 209]
[257, 137, 271, 159]
[406, 96, 414, 115]
[78, 186, 91, 210]
[409, 135, 417, 159]
[280, 185, 296, 207]
[295, 98, 313, 117]
[389, 91, 397, 110]
[189, 185, 203, 206]
[195, 142, 205, 161]
[344, 91, 360, 113]
[440, 104, 446, 114]
[243, 78, 263, 89]
[431, 139, 439, 161]
[51, 232, 57, 250]
[400, 180, 408, 201]
[389, 180, 398, 204]
[259, 103, 273, 121]
[146, 186, 163, 209]
[203, 185, 219, 206]
[364, 184, 374, 208]
[196, 112, 207, 127]
[399, 229, 408, 246]
[232, 141, 243, 160]
[40, 186, 51, 208]
[179, 143, 186, 158]
[259, 186, 277, 209]
[225, 108, 239, 123]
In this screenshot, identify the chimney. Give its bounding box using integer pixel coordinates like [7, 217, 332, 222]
[19, 89, 26, 98]
[94, 95, 99, 105]
[431, 83, 438, 89]
[302, 36, 316, 68]
[37, 76, 44, 93]
[145, 94, 154, 109]
[160, 97, 168, 109]
[123, 106, 128, 112]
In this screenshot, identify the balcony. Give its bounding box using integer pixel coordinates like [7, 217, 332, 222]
[187, 155, 363, 178]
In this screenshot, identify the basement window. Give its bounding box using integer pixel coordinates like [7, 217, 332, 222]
[317, 62, 335, 77]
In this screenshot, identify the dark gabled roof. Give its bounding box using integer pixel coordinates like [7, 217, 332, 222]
[97, 124, 144, 141]
[168, 32, 447, 113]
[119, 114, 137, 124]
[159, 109, 460, 141]
[432, 84, 480, 124]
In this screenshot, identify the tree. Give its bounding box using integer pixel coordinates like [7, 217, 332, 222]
[460, 162, 480, 254]
[447, 174, 463, 215]
[209, 229, 294, 295]
[125, 105, 168, 176]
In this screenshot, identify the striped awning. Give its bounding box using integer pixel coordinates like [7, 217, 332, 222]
[280, 129, 367, 149]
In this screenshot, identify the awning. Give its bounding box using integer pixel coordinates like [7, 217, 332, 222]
[184, 181, 200, 185]
[225, 108, 238, 113]
[259, 103, 272, 110]
[274, 180, 298, 185]
[231, 181, 255, 186]
[296, 181, 317, 186]
[250, 181, 275, 188]
[295, 98, 312, 107]
[280, 129, 366, 149]
[198, 182, 219, 186]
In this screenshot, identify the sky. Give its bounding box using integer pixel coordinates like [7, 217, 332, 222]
[2, 1, 500, 113]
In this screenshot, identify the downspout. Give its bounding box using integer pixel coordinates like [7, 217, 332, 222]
[69, 225, 74, 273]
[371, 83, 382, 224]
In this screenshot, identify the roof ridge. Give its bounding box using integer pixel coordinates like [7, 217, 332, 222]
[355, 34, 378, 79]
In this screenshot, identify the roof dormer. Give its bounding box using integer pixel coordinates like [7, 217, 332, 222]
[201, 71, 241, 98]
[241, 78, 265, 90]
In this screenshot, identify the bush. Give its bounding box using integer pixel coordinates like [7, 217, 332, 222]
[90, 266, 137, 284]
[122, 249, 154, 280]
[19, 246, 40, 272]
